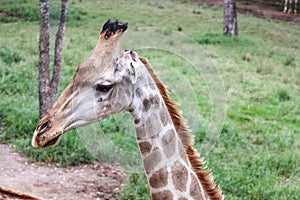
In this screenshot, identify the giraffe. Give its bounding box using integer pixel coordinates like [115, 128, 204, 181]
[284, 0, 298, 14]
[32, 20, 223, 200]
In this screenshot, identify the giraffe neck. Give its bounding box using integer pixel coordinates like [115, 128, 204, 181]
[128, 71, 207, 200]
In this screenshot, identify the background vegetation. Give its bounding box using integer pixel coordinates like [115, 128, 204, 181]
[0, 0, 299, 199]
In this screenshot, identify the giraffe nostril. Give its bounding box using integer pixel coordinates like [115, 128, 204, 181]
[37, 120, 51, 136]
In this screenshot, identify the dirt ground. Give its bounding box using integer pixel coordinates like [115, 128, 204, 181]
[0, 145, 125, 200]
[197, 0, 300, 25]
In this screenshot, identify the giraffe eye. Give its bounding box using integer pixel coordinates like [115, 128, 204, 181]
[95, 84, 113, 92]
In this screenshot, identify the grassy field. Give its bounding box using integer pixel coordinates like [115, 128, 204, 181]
[1, 0, 300, 199]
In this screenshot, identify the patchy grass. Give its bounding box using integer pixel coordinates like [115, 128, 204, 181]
[0, 0, 299, 199]
[0, 0, 40, 21]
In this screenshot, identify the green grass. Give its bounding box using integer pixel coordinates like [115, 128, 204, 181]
[0, 0, 93, 24]
[1, 0, 300, 199]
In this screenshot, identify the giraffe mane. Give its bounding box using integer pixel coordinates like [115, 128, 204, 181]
[140, 57, 223, 200]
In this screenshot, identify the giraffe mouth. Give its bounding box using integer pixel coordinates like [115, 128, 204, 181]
[43, 134, 62, 148]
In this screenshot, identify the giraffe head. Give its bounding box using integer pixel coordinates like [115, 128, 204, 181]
[32, 20, 142, 148]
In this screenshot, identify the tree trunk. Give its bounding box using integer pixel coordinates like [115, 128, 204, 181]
[38, 0, 51, 118]
[223, 0, 238, 36]
[38, 0, 68, 119]
[50, 0, 68, 103]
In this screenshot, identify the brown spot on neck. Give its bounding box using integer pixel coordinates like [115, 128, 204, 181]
[190, 175, 205, 200]
[171, 161, 188, 192]
[152, 190, 174, 200]
[138, 141, 152, 155]
[149, 167, 168, 189]
[143, 150, 162, 173]
[143, 98, 151, 112]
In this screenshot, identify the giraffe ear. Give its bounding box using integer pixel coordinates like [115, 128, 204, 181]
[128, 61, 138, 84]
[114, 51, 140, 84]
[114, 58, 138, 84]
[127, 50, 141, 84]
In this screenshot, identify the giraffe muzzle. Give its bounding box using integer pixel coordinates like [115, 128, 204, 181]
[32, 119, 62, 148]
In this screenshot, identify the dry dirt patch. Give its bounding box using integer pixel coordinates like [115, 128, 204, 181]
[0, 144, 124, 200]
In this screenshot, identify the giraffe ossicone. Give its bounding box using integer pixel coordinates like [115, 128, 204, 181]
[32, 19, 223, 200]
